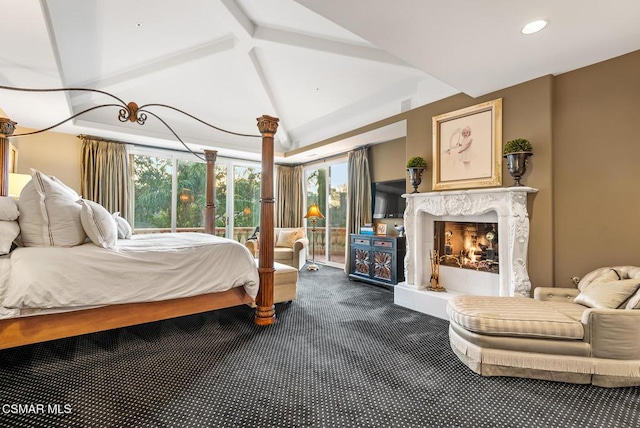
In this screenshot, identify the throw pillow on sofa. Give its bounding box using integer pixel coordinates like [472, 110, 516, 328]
[275, 229, 302, 248]
[574, 274, 640, 309]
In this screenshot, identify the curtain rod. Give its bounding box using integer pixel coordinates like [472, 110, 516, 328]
[77, 134, 260, 164]
[295, 144, 369, 168]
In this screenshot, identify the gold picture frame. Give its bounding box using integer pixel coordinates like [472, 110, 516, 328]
[375, 223, 387, 236]
[432, 98, 502, 190]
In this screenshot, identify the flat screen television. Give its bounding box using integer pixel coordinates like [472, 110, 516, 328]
[372, 179, 407, 219]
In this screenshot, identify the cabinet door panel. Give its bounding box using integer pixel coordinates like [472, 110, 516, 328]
[351, 247, 372, 277]
[372, 250, 393, 282]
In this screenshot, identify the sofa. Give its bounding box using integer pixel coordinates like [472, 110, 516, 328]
[447, 266, 640, 387]
[245, 227, 308, 271]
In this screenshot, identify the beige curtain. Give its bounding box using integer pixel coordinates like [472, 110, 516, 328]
[80, 136, 131, 222]
[275, 164, 304, 227]
[344, 147, 372, 274]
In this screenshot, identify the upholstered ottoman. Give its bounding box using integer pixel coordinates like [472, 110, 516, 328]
[273, 261, 298, 303]
[252, 261, 298, 305]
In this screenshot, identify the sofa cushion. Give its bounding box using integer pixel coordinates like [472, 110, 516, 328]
[274, 247, 294, 261]
[574, 278, 640, 309]
[447, 296, 585, 340]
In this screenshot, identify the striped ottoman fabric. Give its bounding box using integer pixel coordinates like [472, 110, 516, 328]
[447, 296, 585, 340]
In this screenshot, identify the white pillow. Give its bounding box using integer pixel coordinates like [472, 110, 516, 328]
[112, 212, 132, 239]
[574, 278, 640, 309]
[0, 221, 20, 254]
[0, 197, 19, 221]
[276, 229, 301, 248]
[78, 199, 118, 249]
[18, 170, 86, 247]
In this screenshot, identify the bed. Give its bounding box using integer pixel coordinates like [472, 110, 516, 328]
[0, 93, 279, 350]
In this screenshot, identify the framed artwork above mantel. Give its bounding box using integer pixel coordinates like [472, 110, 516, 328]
[432, 98, 502, 190]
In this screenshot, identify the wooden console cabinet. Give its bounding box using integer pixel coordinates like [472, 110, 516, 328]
[349, 234, 406, 289]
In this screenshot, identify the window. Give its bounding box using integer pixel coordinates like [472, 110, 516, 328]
[176, 159, 206, 230]
[131, 149, 260, 242]
[133, 154, 173, 231]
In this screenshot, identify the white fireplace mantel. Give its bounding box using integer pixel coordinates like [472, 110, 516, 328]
[403, 187, 538, 298]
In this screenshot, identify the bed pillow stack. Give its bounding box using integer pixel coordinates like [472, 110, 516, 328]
[18, 170, 87, 247]
[112, 212, 132, 239]
[0, 197, 20, 254]
[78, 199, 118, 248]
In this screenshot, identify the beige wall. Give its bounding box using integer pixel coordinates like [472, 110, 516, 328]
[369, 137, 406, 183]
[400, 77, 555, 290]
[14, 127, 82, 194]
[553, 50, 640, 285]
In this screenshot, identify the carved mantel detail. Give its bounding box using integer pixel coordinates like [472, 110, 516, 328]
[404, 187, 538, 297]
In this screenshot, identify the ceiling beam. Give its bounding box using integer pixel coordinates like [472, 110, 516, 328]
[73, 37, 236, 91]
[203, 0, 254, 47]
[247, 49, 291, 148]
[254, 26, 420, 72]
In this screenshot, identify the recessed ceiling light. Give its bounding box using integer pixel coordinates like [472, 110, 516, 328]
[521, 20, 547, 35]
[136, 23, 143, 28]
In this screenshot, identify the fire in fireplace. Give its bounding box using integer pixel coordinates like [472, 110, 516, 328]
[434, 221, 499, 274]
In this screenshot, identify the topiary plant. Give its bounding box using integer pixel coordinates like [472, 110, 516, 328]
[503, 138, 532, 154]
[406, 156, 427, 169]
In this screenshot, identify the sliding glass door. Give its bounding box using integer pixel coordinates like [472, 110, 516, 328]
[305, 159, 348, 268]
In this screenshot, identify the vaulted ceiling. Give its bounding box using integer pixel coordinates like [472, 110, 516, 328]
[1, 0, 639, 163]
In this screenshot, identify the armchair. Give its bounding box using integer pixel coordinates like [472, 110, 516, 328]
[245, 227, 308, 271]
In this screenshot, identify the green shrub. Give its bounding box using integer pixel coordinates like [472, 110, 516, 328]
[503, 138, 532, 154]
[406, 156, 427, 168]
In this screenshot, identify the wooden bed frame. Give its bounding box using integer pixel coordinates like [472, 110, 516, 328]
[0, 111, 279, 350]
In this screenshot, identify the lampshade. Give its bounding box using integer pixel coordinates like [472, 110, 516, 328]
[304, 203, 324, 219]
[8, 173, 31, 198]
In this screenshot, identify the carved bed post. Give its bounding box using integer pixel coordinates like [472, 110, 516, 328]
[0, 117, 17, 197]
[204, 149, 218, 235]
[255, 115, 279, 326]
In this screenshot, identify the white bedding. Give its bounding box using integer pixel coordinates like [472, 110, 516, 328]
[1, 233, 259, 316]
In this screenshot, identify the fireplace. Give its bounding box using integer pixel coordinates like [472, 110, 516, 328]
[394, 187, 538, 319]
[435, 221, 499, 274]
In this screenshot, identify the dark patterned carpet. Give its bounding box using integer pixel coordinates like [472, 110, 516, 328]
[0, 266, 639, 427]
